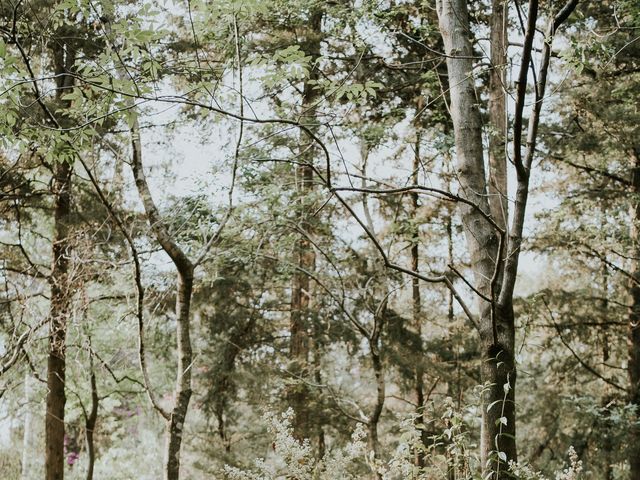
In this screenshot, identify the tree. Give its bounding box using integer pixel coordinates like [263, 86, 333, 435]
[435, 0, 578, 476]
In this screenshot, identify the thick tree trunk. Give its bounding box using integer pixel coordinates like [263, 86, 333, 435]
[45, 158, 73, 480]
[628, 148, 640, 479]
[288, 9, 322, 443]
[436, 0, 516, 477]
[479, 304, 516, 478]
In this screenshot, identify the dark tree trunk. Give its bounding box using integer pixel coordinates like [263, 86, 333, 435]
[479, 304, 517, 478]
[288, 9, 323, 443]
[368, 346, 385, 480]
[44, 39, 77, 480]
[45, 159, 72, 480]
[628, 148, 640, 479]
[85, 367, 98, 480]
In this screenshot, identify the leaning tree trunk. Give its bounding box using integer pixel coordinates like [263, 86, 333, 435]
[436, 0, 516, 477]
[628, 147, 640, 479]
[45, 158, 73, 480]
[131, 119, 195, 480]
[288, 9, 323, 443]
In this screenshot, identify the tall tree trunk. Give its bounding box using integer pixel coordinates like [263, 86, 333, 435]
[85, 365, 98, 480]
[288, 9, 323, 443]
[410, 118, 428, 467]
[488, 0, 508, 232]
[45, 157, 72, 480]
[436, 1, 516, 477]
[130, 120, 196, 480]
[164, 272, 194, 479]
[628, 147, 640, 479]
[368, 345, 385, 480]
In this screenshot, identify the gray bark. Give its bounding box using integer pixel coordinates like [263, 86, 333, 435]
[436, 1, 577, 476]
[436, 0, 515, 475]
[488, 0, 508, 233]
[131, 122, 195, 480]
[629, 147, 640, 479]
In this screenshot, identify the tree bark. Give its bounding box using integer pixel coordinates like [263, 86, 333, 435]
[488, 0, 508, 232]
[628, 147, 640, 479]
[288, 9, 323, 443]
[41, 36, 77, 480]
[436, 1, 516, 476]
[21, 373, 34, 480]
[164, 272, 194, 480]
[410, 121, 428, 467]
[85, 366, 98, 480]
[368, 346, 385, 480]
[45, 158, 72, 480]
[130, 120, 195, 480]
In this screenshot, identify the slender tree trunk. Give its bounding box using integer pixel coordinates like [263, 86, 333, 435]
[21, 373, 34, 480]
[288, 9, 323, 443]
[410, 120, 428, 467]
[130, 119, 196, 480]
[312, 330, 326, 459]
[85, 366, 98, 480]
[164, 272, 194, 480]
[628, 147, 640, 479]
[436, 1, 516, 477]
[45, 158, 72, 480]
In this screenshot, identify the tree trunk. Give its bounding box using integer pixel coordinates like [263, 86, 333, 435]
[85, 367, 98, 480]
[288, 9, 322, 443]
[488, 0, 508, 232]
[130, 118, 196, 480]
[436, 0, 516, 477]
[628, 147, 640, 479]
[45, 158, 72, 480]
[368, 347, 384, 480]
[479, 304, 516, 478]
[410, 122, 428, 467]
